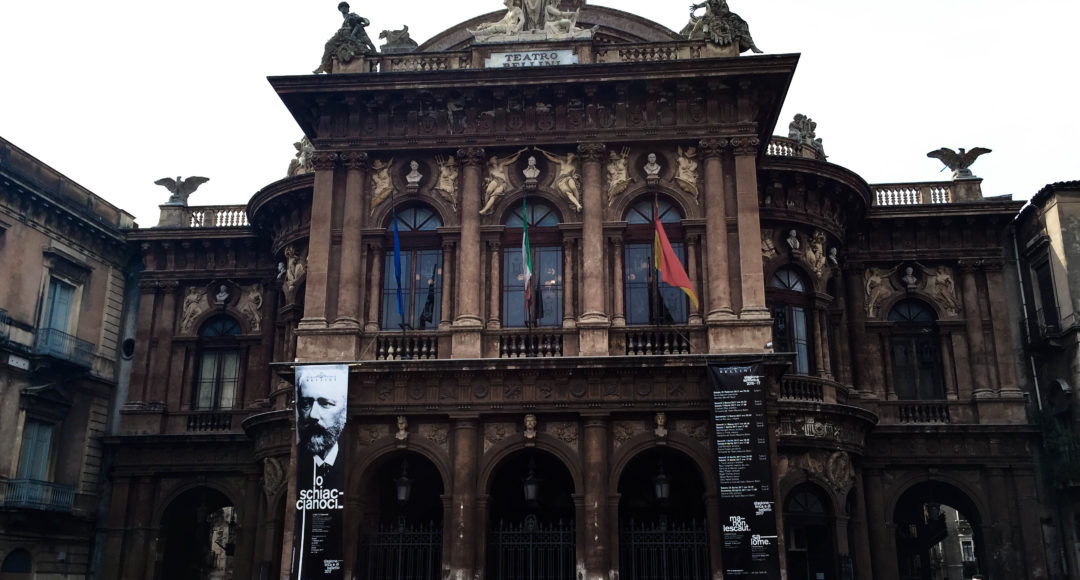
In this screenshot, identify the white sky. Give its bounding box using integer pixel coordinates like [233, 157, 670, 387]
[1, 0, 1077, 226]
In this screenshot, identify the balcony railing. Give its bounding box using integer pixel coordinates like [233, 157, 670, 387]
[497, 329, 565, 358]
[896, 402, 951, 424]
[33, 327, 94, 368]
[187, 205, 250, 228]
[623, 327, 692, 356]
[765, 136, 827, 161]
[375, 332, 440, 360]
[186, 412, 234, 432]
[779, 375, 849, 404]
[871, 182, 952, 206]
[1, 479, 75, 512]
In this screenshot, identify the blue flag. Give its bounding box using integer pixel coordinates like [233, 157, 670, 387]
[391, 206, 405, 328]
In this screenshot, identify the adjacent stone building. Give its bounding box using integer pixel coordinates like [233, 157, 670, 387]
[79, 2, 1060, 580]
[0, 137, 137, 578]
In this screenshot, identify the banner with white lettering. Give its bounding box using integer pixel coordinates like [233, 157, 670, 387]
[709, 363, 781, 580]
[293, 364, 349, 579]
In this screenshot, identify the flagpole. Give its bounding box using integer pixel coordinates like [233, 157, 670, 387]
[390, 186, 409, 359]
[652, 192, 660, 326]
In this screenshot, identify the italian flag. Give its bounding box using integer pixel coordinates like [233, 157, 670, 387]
[522, 196, 533, 317]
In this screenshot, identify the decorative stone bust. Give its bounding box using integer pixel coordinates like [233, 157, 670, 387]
[395, 415, 409, 441]
[523, 414, 538, 439]
[786, 230, 800, 252]
[654, 412, 668, 438]
[214, 284, 229, 305]
[644, 153, 661, 178]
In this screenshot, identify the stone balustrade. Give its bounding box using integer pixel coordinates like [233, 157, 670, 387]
[778, 375, 850, 404]
[375, 332, 441, 360]
[186, 412, 234, 432]
[765, 136, 827, 161]
[619, 326, 693, 356]
[871, 182, 952, 206]
[496, 329, 565, 358]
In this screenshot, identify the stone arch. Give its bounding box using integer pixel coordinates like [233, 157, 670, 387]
[153, 479, 241, 526]
[373, 199, 447, 233]
[883, 470, 989, 528]
[188, 310, 252, 338]
[776, 454, 848, 511]
[156, 485, 238, 580]
[479, 433, 583, 499]
[879, 294, 946, 324]
[609, 183, 700, 224]
[0, 549, 33, 574]
[491, 190, 568, 228]
[349, 434, 453, 500]
[607, 431, 717, 498]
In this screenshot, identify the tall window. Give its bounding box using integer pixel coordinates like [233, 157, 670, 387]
[1033, 260, 1059, 332]
[888, 300, 945, 400]
[624, 198, 688, 325]
[17, 419, 54, 481]
[768, 267, 812, 375]
[195, 316, 242, 410]
[42, 277, 76, 333]
[503, 200, 562, 327]
[382, 207, 443, 330]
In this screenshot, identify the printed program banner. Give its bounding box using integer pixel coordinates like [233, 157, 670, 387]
[709, 363, 781, 580]
[294, 364, 349, 579]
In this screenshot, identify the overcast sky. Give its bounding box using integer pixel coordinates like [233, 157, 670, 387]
[1, 0, 1076, 226]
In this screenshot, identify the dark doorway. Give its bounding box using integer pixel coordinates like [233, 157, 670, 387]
[618, 447, 710, 580]
[784, 484, 835, 580]
[157, 487, 235, 580]
[894, 481, 982, 580]
[486, 450, 575, 580]
[358, 451, 444, 580]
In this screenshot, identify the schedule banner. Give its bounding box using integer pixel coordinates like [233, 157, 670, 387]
[709, 363, 781, 580]
[293, 364, 349, 579]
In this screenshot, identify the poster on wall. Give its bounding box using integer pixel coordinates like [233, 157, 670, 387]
[709, 362, 781, 580]
[293, 364, 349, 579]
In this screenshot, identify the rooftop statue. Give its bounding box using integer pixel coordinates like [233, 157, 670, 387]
[470, 0, 525, 38]
[927, 147, 992, 179]
[681, 0, 763, 54]
[155, 176, 209, 206]
[471, 0, 593, 42]
[788, 114, 826, 155]
[314, 2, 378, 75]
[379, 25, 419, 54]
[287, 137, 315, 177]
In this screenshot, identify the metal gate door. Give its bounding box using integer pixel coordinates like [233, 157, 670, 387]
[362, 519, 443, 580]
[620, 518, 710, 580]
[489, 515, 574, 580]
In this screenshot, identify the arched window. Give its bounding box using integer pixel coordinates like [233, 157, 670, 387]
[194, 315, 242, 410]
[1, 549, 32, 573]
[624, 197, 688, 325]
[784, 484, 835, 580]
[382, 206, 443, 330]
[768, 267, 812, 375]
[888, 299, 944, 400]
[503, 199, 562, 327]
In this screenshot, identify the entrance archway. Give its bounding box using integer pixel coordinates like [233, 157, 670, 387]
[157, 487, 235, 580]
[894, 481, 982, 580]
[357, 450, 445, 580]
[784, 483, 835, 580]
[486, 449, 576, 580]
[618, 447, 710, 580]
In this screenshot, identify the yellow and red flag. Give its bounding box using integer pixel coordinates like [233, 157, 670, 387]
[653, 200, 699, 310]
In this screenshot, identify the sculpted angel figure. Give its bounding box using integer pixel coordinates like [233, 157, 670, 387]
[606, 147, 632, 205]
[804, 230, 827, 276]
[864, 265, 898, 318]
[287, 137, 315, 177]
[470, 0, 524, 37]
[480, 148, 527, 215]
[433, 155, 459, 211]
[370, 159, 394, 214]
[180, 287, 207, 333]
[920, 263, 961, 316]
[239, 285, 263, 331]
[536, 147, 582, 212]
[283, 245, 307, 303]
[674, 146, 699, 198]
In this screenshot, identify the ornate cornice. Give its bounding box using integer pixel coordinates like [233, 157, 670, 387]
[311, 152, 339, 171]
[576, 143, 606, 161]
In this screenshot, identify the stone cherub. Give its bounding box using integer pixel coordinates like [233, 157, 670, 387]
[155, 176, 209, 206]
[682, 0, 762, 53]
[927, 147, 992, 179]
[314, 1, 378, 74]
[480, 148, 527, 215]
[536, 147, 582, 211]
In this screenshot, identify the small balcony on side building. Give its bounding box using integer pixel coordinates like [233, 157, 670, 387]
[0, 479, 75, 512]
[33, 327, 94, 369]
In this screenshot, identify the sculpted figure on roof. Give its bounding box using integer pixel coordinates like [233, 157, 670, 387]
[682, 0, 763, 54]
[314, 2, 378, 74]
[470, 0, 525, 38]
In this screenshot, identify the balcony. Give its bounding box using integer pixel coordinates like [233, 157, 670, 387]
[186, 412, 234, 432]
[1, 479, 75, 512]
[779, 375, 851, 404]
[871, 182, 952, 206]
[495, 328, 567, 358]
[33, 328, 94, 368]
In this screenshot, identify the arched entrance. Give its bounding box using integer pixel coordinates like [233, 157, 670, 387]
[157, 487, 235, 580]
[357, 451, 445, 580]
[1, 549, 32, 580]
[618, 447, 710, 580]
[486, 449, 575, 580]
[784, 483, 835, 580]
[894, 481, 983, 580]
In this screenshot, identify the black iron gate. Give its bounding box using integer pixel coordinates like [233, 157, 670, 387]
[489, 515, 575, 580]
[620, 517, 710, 580]
[361, 519, 443, 580]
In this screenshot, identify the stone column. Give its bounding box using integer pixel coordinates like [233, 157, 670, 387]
[985, 263, 1023, 396]
[300, 152, 338, 327]
[1013, 468, 1050, 578]
[846, 266, 877, 398]
[959, 262, 992, 397]
[851, 472, 874, 580]
[686, 233, 703, 324]
[441, 241, 455, 329]
[448, 417, 480, 577]
[577, 143, 609, 355]
[562, 237, 576, 328]
[731, 137, 768, 319]
[364, 241, 384, 333]
[986, 467, 1017, 578]
[611, 238, 625, 327]
[335, 151, 368, 328]
[488, 241, 501, 329]
[582, 416, 611, 578]
[699, 138, 734, 321]
[864, 469, 899, 580]
[453, 148, 485, 358]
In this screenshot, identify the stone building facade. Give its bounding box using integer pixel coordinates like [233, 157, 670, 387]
[0, 137, 137, 578]
[99, 3, 1052, 580]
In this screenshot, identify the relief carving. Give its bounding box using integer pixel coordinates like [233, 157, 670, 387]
[262, 456, 286, 498]
[923, 264, 961, 317]
[433, 154, 459, 211]
[421, 424, 449, 448]
[237, 284, 263, 332]
[676, 420, 710, 443]
[761, 229, 777, 260]
[480, 149, 527, 215]
[674, 146, 699, 198]
[370, 158, 394, 214]
[606, 147, 632, 205]
[282, 245, 307, 304]
[358, 424, 389, 445]
[804, 230, 827, 277]
[180, 286, 208, 334]
[613, 421, 642, 447]
[548, 421, 578, 445]
[537, 147, 582, 212]
[864, 266, 898, 318]
[484, 422, 514, 452]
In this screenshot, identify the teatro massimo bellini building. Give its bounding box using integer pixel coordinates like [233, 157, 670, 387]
[101, 1, 1047, 579]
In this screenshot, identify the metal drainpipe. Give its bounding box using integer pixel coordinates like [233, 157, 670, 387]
[1011, 223, 1044, 412]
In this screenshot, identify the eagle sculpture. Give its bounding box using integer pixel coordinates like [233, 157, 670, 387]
[926, 147, 991, 179]
[155, 176, 210, 206]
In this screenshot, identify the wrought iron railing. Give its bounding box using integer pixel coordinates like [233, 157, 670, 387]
[186, 205, 250, 228]
[186, 412, 234, 432]
[623, 327, 692, 356]
[497, 330, 565, 358]
[871, 182, 952, 206]
[620, 517, 710, 580]
[490, 515, 574, 580]
[1, 479, 75, 512]
[33, 327, 94, 368]
[361, 519, 443, 580]
[376, 332, 440, 360]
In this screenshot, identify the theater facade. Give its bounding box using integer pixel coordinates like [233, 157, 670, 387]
[100, 2, 1050, 579]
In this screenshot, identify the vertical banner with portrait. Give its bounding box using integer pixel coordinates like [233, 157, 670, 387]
[294, 364, 349, 579]
[709, 362, 781, 580]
